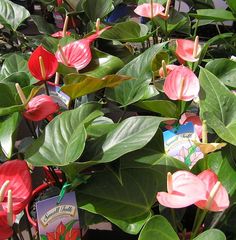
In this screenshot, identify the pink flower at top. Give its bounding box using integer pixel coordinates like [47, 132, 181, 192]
[195, 170, 229, 212]
[163, 65, 200, 101]
[156, 171, 207, 208]
[180, 113, 202, 139]
[28, 46, 58, 81]
[51, 31, 71, 38]
[176, 38, 201, 64]
[23, 95, 59, 122]
[159, 64, 178, 78]
[134, 3, 168, 19]
[55, 27, 111, 71]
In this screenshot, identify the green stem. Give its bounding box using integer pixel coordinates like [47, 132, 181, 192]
[171, 208, 177, 231]
[191, 208, 201, 233]
[193, 19, 199, 38]
[190, 210, 207, 239]
[44, 82, 50, 96]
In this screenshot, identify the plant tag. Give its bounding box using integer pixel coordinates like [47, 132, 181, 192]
[48, 85, 70, 109]
[163, 122, 203, 168]
[36, 192, 81, 240]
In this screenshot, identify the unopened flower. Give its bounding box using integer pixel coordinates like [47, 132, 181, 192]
[23, 95, 59, 122]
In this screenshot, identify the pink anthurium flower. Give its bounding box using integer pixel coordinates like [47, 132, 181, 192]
[134, 3, 168, 19]
[176, 37, 201, 64]
[163, 65, 200, 101]
[55, 26, 111, 71]
[195, 170, 229, 212]
[51, 31, 71, 38]
[28, 45, 58, 81]
[159, 64, 178, 78]
[179, 113, 202, 139]
[0, 160, 32, 214]
[23, 95, 59, 122]
[156, 171, 207, 208]
[65, 228, 81, 240]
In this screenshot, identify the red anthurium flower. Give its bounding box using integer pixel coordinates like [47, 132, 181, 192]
[0, 160, 32, 214]
[0, 211, 13, 240]
[195, 170, 229, 212]
[23, 95, 59, 122]
[51, 31, 71, 38]
[163, 65, 200, 101]
[179, 113, 202, 139]
[157, 171, 207, 208]
[28, 45, 58, 81]
[176, 37, 201, 64]
[65, 228, 81, 240]
[55, 26, 111, 71]
[134, 3, 168, 19]
[159, 64, 178, 78]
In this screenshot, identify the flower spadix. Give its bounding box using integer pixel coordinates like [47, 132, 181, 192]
[28, 45, 58, 81]
[176, 36, 201, 64]
[156, 171, 207, 208]
[163, 65, 200, 101]
[195, 170, 229, 212]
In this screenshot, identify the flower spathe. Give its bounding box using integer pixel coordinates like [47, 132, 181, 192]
[0, 160, 32, 214]
[55, 26, 111, 71]
[134, 3, 168, 19]
[159, 64, 178, 78]
[51, 31, 71, 38]
[176, 38, 201, 64]
[28, 46, 58, 81]
[163, 65, 200, 101]
[0, 212, 13, 240]
[195, 170, 229, 212]
[23, 95, 59, 122]
[156, 171, 207, 208]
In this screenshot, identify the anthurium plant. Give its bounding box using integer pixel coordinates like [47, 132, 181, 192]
[0, 0, 236, 239]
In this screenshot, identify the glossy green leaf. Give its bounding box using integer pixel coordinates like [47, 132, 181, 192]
[0, 0, 30, 31]
[193, 229, 226, 240]
[0, 112, 21, 158]
[25, 103, 103, 166]
[1, 72, 30, 88]
[205, 58, 236, 88]
[81, 49, 124, 78]
[190, 9, 236, 21]
[138, 215, 179, 240]
[138, 0, 167, 4]
[83, 0, 114, 21]
[31, 15, 55, 34]
[226, 0, 236, 14]
[100, 21, 150, 43]
[199, 68, 236, 146]
[192, 150, 236, 196]
[62, 74, 131, 99]
[106, 42, 166, 106]
[135, 100, 178, 118]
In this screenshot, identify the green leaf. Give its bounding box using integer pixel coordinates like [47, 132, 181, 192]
[1, 72, 30, 88]
[0, 112, 21, 158]
[135, 100, 178, 118]
[193, 229, 226, 240]
[190, 9, 236, 21]
[0, 0, 30, 31]
[25, 103, 103, 166]
[226, 0, 236, 14]
[31, 15, 55, 34]
[199, 68, 236, 146]
[100, 21, 151, 43]
[105, 42, 167, 106]
[1, 54, 28, 78]
[138, 215, 179, 240]
[81, 49, 124, 78]
[205, 58, 236, 88]
[192, 150, 236, 196]
[62, 74, 131, 99]
[83, 0, 114, 21]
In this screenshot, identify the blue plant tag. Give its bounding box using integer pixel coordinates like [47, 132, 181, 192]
[163, 122, 203, 168]
[36, 192, 81, 240]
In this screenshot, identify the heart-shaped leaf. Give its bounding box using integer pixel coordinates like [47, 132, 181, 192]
[100, 21, 151, 42]
[31, 15, 55, 34]
[106, 42, 166, 106]
[25, 103, 103, 166]
[193, 229, 226, 240]
[0, 0, 30, 31]
[62, 74, 132, 99]
[199, 67, 236, 146]
[205, 58, 236, 88]
[138, 215, 179, 240]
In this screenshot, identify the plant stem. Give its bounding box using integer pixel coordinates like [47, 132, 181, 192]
[193, 20, 199, 38]
[190, 210, 207, 239]
[44, 82, 50, 96]
[191, 208, 201, 233]
[24, 210, 33, 240]
[171, 208, 177, 231]
[25, 119, 37, 139]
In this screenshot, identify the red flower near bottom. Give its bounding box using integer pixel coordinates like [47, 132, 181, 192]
[0, 212, 13, 240]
